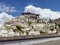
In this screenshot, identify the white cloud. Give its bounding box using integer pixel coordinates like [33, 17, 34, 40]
[0, 3, 18, 12]
[24, 5, 60, 20]
[0, 12, 14, 25]
[0, 3, 16, 26]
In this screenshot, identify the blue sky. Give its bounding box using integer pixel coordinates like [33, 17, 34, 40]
[0, 0, 60, 16]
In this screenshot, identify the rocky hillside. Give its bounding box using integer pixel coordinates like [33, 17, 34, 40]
[0, 12, 59, 37]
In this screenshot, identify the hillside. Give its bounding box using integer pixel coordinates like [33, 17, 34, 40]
[0, 12, 59, 37]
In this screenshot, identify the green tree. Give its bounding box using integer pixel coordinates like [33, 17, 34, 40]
[31, 26, 34, 29]
[57, 24, 60, 28]
[39, 30, 46, 35]
[28, 21, 31, 26]
[37, 19, 39, 23]
[16, 25, 24, 33]
[49, 19, 52, 23]
[25, 31, 29, 35]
